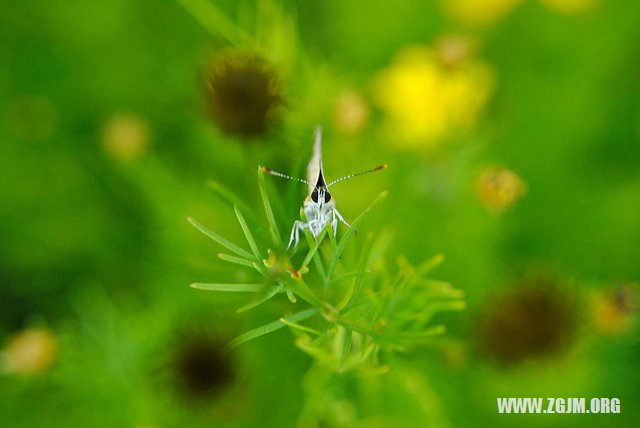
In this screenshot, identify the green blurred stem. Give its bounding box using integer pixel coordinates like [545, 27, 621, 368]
[176, 0, 251, 45]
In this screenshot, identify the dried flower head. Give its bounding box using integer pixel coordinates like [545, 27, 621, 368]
[205, 54, 283, 138]
[1, 327, 58, 375]
[475, 167, 526, 212]
[476, 277, 580, 366]
[170, 330, 234, 400]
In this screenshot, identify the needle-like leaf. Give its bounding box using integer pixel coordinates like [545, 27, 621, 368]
[286, 288, 297, 303]
[236, 285, 283, 313]
[326, 190, 388, 282]
[330, 269, 371, 285]
[341, 328, 353, 364]
[226, 308, 317, 351]
[303, 225, 327, 282]
[343, 233, 375, 310]
[258, 166, 283, 248]
[234, 204, 262, 259]
[190, 283, 264, 292]
[415, 254, 444, 277]
[187, 217, 256, 261]
[280, 317, 326, 336]
[217, 253, 256, 268]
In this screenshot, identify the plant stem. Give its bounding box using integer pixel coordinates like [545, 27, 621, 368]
[176, 0, 251, 46]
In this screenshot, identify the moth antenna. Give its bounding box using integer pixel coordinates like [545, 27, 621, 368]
[327, 164, 388, 188]
[261, 166, 311, 185]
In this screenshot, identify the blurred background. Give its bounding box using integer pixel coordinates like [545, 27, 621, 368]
[1, 0, 639, 426]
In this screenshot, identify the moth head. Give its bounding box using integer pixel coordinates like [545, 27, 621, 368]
[311, 187, 331, 204]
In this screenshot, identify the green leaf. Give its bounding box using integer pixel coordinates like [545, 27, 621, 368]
[415, 279, 464, 299]
[299, 225, 328, 272]
[303, 225, 327, 282]
[326, 190, 388, 281]
[330, 270, 369, 285]
[234, 204, 262, 259]
[226, 308, 317, 350]
[286, 288, 297, 303]
[190, 283, 264, 292]
[359, 341, 377, 362]
[236, 285, 283, 313]
[395, 324, 447, 339]
[279, 277, 325, 309]
[279, 317, 325, 336]
[176, 0, 250, 46]
[416, 254, 445, 277]
[411, 302, 464, 330]
[187, 217, 256, 261]
[258, 166, 282, 248]
[217, 253, 255, 268]
[341, 328, 353, 364]
[344, 233, 375, 310]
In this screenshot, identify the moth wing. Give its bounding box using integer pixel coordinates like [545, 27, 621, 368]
[306, 125, 324, 193]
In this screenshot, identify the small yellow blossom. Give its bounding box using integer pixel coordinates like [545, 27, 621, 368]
[475, 167, 526, 212]
[1, 327, 58, 375]
[592, 284, 638, 336]
[539, 0, 600, 15]
[373, 43, 494, 149]
[102, 113, 150, 160]
[441, 0, 524, 26]
[333, 90, 370, 135]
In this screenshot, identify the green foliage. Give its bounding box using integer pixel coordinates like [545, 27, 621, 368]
[189, 168, 464, 371]
[3, 0, 640, 426]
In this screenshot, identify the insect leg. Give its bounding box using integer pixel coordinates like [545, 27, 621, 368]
[307, 220, 320, 246]
[288, 220, 308, 251]
[334, 208, 351, 228]
[331, 217, 338, 238]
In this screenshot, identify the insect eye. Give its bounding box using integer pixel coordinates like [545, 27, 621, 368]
[324, 191, 331, 203]
[311, 188, 318, 203]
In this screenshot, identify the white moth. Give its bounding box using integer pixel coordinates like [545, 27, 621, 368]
[262, 126, 387, 251]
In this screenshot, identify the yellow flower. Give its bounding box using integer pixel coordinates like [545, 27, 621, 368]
[441, 0, 524, 26]
[373, 43, 494, 149]
[539, 0, 600, 15]
[1, 327, 58, 375]
[476, 167, 526, 212]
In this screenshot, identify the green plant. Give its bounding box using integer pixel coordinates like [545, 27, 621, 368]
[188, 167, 464, 372]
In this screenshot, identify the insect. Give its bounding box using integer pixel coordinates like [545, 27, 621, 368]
[261, 126, 387, 251]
